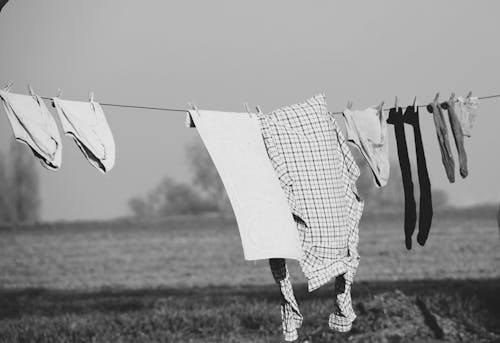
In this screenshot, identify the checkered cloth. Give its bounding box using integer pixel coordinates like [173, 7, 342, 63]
[261, 94, 364, 338]
[269, 258, 303, 341]
[259, 94, 363, 291]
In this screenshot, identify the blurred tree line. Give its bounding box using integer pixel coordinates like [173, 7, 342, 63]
[129, 139, 448, 218]
[0, 142, 41, 224]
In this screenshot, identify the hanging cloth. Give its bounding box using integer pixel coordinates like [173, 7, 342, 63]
[428, 98, 455, 183]
[259, 94, 363, 336]
[0, 88, 62, 170]
[455, 95, 480, 137]
[187, 109, 302, 261]
[342, 106, 390, 187]
[442, 96, 468, 178]
[402, 105, 433, 247]
[52, 96, 115, 173]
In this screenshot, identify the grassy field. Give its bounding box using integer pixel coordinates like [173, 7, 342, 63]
[0, 211, 499, 342]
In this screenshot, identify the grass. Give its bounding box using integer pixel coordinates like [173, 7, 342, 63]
[0, 212, 499, 342]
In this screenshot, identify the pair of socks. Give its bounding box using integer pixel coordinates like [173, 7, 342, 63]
[387, 106, 433, 249]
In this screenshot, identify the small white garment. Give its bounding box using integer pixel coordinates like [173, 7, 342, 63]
[53, 96, 115, 173]
[0, 88, 62, 170]
[455, 96, 479, 137]
[343, 107, 390, 187]
[188, 109, 302, 261]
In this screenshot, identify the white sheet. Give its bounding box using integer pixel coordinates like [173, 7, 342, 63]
[189, 109, 302, 261]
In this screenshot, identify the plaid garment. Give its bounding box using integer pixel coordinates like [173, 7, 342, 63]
[258, 94, 363, 292]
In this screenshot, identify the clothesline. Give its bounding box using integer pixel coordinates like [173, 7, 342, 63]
[37, 93, 500, 116]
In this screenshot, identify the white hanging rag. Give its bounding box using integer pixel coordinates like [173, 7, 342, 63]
[52, 97, 115, 173]
[0, 89, 62, 170]
[188, 109, 302, 261]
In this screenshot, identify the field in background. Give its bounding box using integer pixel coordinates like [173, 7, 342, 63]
[0, 210, 499, 342]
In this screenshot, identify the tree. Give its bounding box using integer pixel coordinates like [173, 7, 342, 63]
[8, 142, 41, 223]
[186, 139, 231, 213]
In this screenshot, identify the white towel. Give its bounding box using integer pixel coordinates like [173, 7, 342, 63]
[188, 109, 302, 261]
[53, 97, 115, 173]
[0, 89, 62, 170]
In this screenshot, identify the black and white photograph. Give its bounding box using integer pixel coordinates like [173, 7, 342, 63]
[0, 1, 499, 342]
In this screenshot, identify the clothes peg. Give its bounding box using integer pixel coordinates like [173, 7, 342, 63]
[377, 101, 384, 111]
[89, 91, 94, 103]
[243, 103, 252, 118]
[56, 89, 63, 98]
[186, 102, 198, 128]
[346, 100, 353, 110]
[255, 106, 263, 114]
[28, 84, 35, 96]
[3, 82, 13, 91]
[427, 93, 439, 113]
[466, 91, 472, 100]
[394, 96, 398, 109]
[413, 96, 417, 109]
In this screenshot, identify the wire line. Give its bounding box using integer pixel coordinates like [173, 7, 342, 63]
[39, 93, 500, 115]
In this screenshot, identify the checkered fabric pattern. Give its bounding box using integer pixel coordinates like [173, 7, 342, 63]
[259, 94, 363, 292]
[269, 259, 303, 341]
[262, 94, 364, 338]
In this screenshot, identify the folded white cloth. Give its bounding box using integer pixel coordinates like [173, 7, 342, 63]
[188, 109, 302, 261]
[0, 89, 62, 170]
[53, 97, 115, 173]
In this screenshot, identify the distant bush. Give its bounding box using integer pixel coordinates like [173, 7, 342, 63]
[0, 141, 41, 224]
[128, 139, 231, 217]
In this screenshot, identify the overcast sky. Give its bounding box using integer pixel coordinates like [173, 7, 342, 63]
[0, 1, 499, 221]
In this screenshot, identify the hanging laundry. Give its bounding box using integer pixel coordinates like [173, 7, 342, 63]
[387, 107, 417, 250]
[343, 105, 390, 187]
[269, 258, 303, 341]
[52, 95, 115, 173]
[455, 94, 480, 137]
[403, 105, 433, 247]
[258, 94, 363, 337]
[441, 94, 468, 178]
[187, 109, 302, 261]
[0, 87, 62, 170]
[427, 95, 455, 183]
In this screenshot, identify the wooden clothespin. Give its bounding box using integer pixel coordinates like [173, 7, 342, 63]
[3, 82, 13, 91]
[243, 103, 252, 118]
[56, 89, 63, 98]
[394, 96, 398, 109]
[466, 91, 472, 101]
[89, 91, 94, 103]
[346, 100, 353, 110]
[377, 101, 385, 120]
[28, 84, 35, 96]
[413, 96, 417, 110]
[255, 105, 263, 114]
[186, 101, 197, 128]
[427, 93, 439, 113]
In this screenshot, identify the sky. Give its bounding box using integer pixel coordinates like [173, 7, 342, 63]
[0, 1, 499, 222]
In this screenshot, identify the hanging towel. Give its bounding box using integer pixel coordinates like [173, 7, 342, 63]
[343, 106, 390, 187]
[52, 97, 115, 173]
[455, 96, 479, 137]
[387, 107, 417, 250]
[0, 88, 62, 170]
[187, 109, 302, 261]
